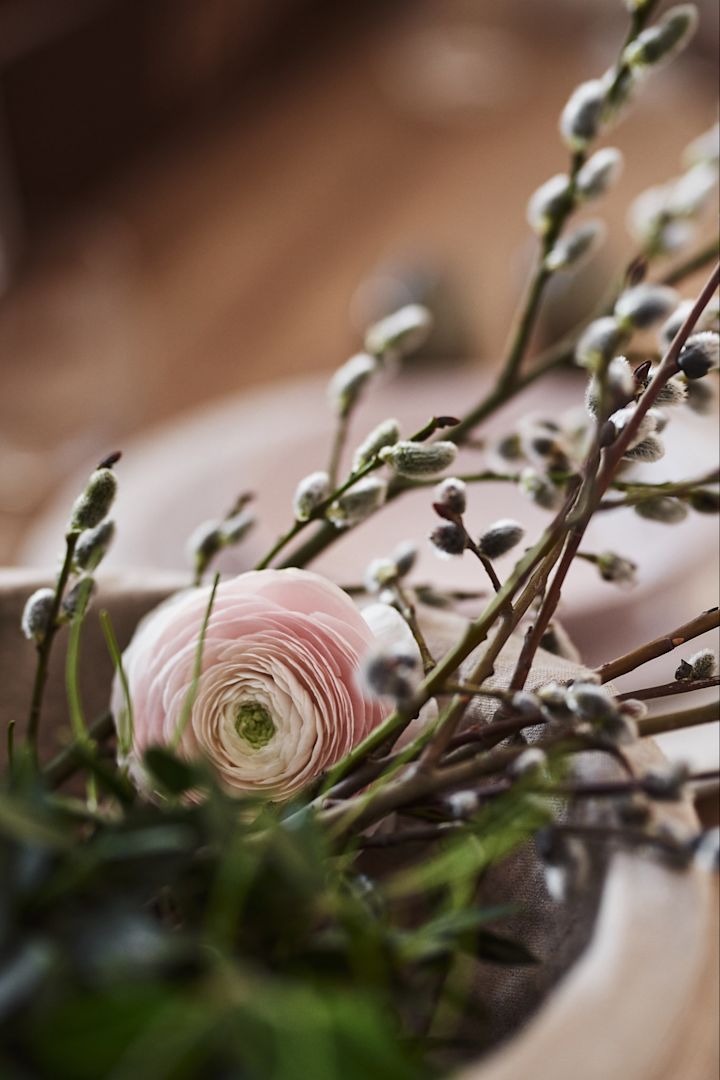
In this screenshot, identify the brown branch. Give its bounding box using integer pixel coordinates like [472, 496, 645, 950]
[618, 676, 720, 702]
[637, 699, 719, 738]
[596, 608, 720, 683]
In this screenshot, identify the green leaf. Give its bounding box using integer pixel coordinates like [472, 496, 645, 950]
[143, 747, 201, 796]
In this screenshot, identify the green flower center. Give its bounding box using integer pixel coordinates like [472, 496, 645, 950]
[235, 701, 276, 749]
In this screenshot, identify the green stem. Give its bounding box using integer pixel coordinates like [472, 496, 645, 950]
[24, 531, 80, 766]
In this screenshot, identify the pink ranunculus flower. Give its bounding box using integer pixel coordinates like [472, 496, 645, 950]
[111, 569, 391, 800]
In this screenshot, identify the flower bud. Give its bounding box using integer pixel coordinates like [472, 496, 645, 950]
[620, 698, 648, 722]
[566, 681, 617, 723]
[678, 332, 719, 380]
[642, 761, 689, 801]
[622, 433, 665, 463]
[477, 519, 525, 559]
[327, 477, 387, 528]
[21, 587, 56, 644]
[586, 356, 635, 415]
[544, 221, 605, 272]
[537, 681, 569, 712]
[634, 496, 688, 524]
[380, 440, 457, 479]
[62, 576, 96, 620]
[186, 520, 223, 566]
[359, 647, 419, 703]
[614, 284, 678, 329]
[364, 557, 399, 594]
[429, 521, 467, 558]
[623, 4, 698, 69]
[69, 468, 117, 531]
[446, 790, 480, 819]
[434, 476, 467, 515]
[520, 468, 562, 510]
[74, 520, 115, 572]
[536, 830, 589, 903]
[686, 379, 715, 415]
[364, 304, 433, 358]
[222, 510, 256, 544]
[665, 162, 718, 218]
[684, 122, 720, 168]
[576, 147, 624, 200]
[575, 316, 624, 370]
[293, 471, 331, 522]
[510, 747, 547, 778]
[687, 648, 718, 680]
[654, 377, 687, 407]
[692, 828, 720, 873]
[596, 551, 637, 587]
[540, 621, 581, 663]
[391, 540, 418, 578]
[559, 79, 606, 149]
[327, 353, 376, 414]
[675, 658, 693, 681]
[526, 174, 572, 235]
[689, 488, 720, 514]
[352, 418, 400, 470]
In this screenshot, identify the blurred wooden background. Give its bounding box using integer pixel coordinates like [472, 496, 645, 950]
[0, 0, 717, 563]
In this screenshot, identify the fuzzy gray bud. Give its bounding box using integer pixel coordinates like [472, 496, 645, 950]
[21, 587, 56, 644]
[477, 519, 525, 559]
[526, 174, 572, 235]
[327, 477, 387, 528]
[642, 761, 689, 801]
[614, 284, 678, 329]
[359, 648, 419, 703]
[186, 520, 223, 565]
[678, 332, 719, 380]
[391, 540, 418, 578]
[692, 828, 720, 873]
[545, 221, 605, 272]
[566, 681, 617, 723]
[576, 147, 624, 200]
[634, 496, 688, 524]
[623, 5, 698, 69]
[689, 488, 720, 514]
[559, 79, 606, 149]
[380, 439, 457, 479]
[62, 576, 96, 620]
[327, 353, 376, 415]
[69, 468, 117, 531]
[429, 521, 467, 558]
[352, 418, 400, 470]
[74, 520, 115, 572]
[687, 648, 718, 680]
[596, 551, 637, 587]
[364, 304, 433, 358]
[586, 357, 635, 415]
[293, 471, 331, 522]
[654, 377, 687, 407]
[434, 477, 467, 515]
[510, 747, 547, 778]
[222, 510, 255, 545]
[575, 316, 624, 371]
[520, 468, 562, 511]
[622, 433, 665, 464]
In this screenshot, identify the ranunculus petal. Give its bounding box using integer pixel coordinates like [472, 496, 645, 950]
[112, 569, 390, 800]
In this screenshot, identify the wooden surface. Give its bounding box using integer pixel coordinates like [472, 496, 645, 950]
[0, 1, 716, 564]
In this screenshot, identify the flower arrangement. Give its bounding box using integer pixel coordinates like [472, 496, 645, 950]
[2, 3, 719, 1078]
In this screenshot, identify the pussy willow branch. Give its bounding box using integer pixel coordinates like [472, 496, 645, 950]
[256, 415, 452, 570]
[637, 699, 719, 738]
[618, 676, 720, 703]
[319, 483, 579, 792]
[20, 531, 80, 767]
[279, 242, 716, 573]
[508, 263, 720, 692]
[596, 607, 720, 683]
[599, 467, 720, 510]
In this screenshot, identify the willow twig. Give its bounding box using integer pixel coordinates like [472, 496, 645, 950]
[596, 608, 720, 683]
